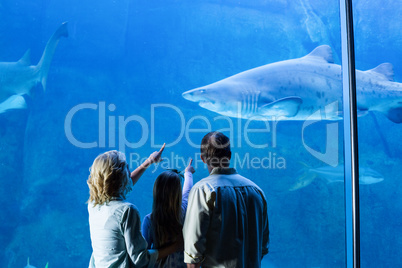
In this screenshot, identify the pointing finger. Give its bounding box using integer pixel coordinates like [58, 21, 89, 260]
[188, 158, 193, 167]
[158, 143, 166, 153]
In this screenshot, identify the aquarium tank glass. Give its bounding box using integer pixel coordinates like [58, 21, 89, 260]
[0, 0, 400, 267]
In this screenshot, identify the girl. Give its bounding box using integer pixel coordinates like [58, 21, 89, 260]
[142, 159, 195, 268]
[87, 144, 180, 268]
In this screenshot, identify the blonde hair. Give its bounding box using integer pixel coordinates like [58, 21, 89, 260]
[87, 150, 132, 206]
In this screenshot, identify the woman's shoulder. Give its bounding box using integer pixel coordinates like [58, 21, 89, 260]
[122, 201, 139, 210]
[141, 213, 153, 243]
[110, 201, 141, 221]
[108, 200, 137, 210]
[143, 212, 152, 222]
[142, 213, 153, 230]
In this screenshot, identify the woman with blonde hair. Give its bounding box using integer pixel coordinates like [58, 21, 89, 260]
[87, 144, 181, 268]
[142, 159, 194, 267]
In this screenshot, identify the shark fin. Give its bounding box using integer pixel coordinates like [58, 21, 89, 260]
[37, 22, 68, 91]
[366, 63, 394, 81]
[18, 49, 31, 65]
[304, 45, 334, 63]
[259, 97, 302, 117]
[357, 109, 369, 117]
[0, 95, 27, 114]
[45, 262, 49, 268]
[385, 106, 402, 123]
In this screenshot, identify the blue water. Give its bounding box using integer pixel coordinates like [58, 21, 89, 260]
[0, 0, 401, 267]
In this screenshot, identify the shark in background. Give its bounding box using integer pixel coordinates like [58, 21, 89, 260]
[24, 258, 48, 268]
[0, 22, 68, 114]
[289, 164, 384, 191]
[182, 45, 402, 123]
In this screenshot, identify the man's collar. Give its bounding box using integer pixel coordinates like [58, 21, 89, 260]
[210, 167, 237, 175]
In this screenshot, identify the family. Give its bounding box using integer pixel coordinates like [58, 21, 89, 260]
[87, 131, 269, 268]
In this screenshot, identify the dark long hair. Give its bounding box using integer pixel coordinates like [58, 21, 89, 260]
[151, 171, 182, 248]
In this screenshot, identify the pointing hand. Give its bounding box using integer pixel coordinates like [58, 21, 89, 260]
[144, 143, 165, 167]
[185, 158, 195, 174]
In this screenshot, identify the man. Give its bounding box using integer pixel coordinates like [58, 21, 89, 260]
[183, 131, 269, 268]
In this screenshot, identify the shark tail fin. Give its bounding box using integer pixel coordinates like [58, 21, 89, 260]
[37, 22, 68, 91]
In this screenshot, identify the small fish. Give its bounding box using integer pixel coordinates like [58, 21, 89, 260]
[289, 164, 384, 191]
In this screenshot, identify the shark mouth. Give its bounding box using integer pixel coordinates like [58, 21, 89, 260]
[199, 101, 209, 108]
[199, 100, 215, 109]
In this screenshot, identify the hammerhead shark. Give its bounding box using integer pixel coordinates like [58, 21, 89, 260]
[0, 22, 68, 114]
[182, 45, 402, 123]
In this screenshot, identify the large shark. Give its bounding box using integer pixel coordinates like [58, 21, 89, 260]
[0, 22, 68, 114]
[289, 164, 384, 191]
[182, 45, 402, 123]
